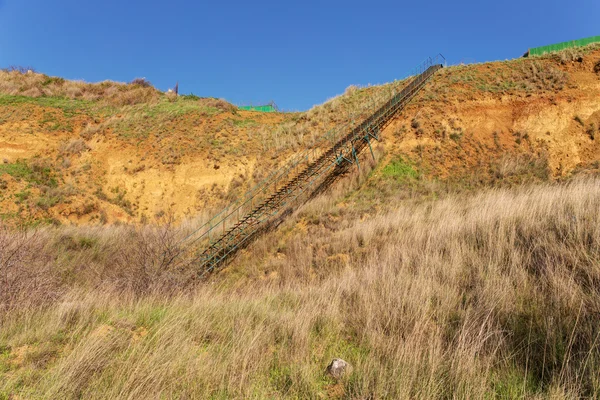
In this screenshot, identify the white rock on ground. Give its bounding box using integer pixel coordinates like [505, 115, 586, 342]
[326, 358, 352, 380]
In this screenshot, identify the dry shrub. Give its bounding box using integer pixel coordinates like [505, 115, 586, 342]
[129, 78, 152, 87]
[106, 86, 159, 106]
[21, 87, 44, 97]
[491, 152, 550, 181]
[0, 220, 196, 313]
[201, 97, 237, 112]
[594, 60, 600, 74]
[344, 84, 359, 96]
[557, 48, 584, 63]
[520, 61, 568, 91]
[79, 123, 104, 140]
[0, 227, 58, 312]
[60, 139, 90, 156]
[165, 90, 178, 102]
[109, 222, 195, 294]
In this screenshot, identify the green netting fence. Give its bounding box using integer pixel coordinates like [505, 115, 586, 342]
[529, 35, 600, 56]
[238, 104, 277, 112]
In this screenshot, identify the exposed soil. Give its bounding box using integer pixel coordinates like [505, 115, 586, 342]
[1, 49, 600, 225]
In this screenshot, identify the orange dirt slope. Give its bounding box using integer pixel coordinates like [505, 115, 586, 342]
[1, 47, 600, 225]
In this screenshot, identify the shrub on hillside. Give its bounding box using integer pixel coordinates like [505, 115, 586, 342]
[203, 97, 237, 112]
[129, 78, 152, 88]
[59, 139, 90, 156]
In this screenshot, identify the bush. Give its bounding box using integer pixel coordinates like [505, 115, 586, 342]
[59, 139, 90, 156]
[449, 132, 462, 142]
[182, 93, 200, 101]
[202, 97, 236, 112]
[41, 76, 66, 86]
[129, 78, 152, 88]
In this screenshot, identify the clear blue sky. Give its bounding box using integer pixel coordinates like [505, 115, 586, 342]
[0, 0, 598, 111]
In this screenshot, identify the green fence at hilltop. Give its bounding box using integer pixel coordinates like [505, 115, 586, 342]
[238, 104, 277, 112]
[238, 101, 279, 112]
[528, 35, 600, 56]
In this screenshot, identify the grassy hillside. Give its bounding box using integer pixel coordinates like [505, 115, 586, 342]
[1, 178, 599, 398]
[2, 45, 600, 398]
[1, 46, 600, 225]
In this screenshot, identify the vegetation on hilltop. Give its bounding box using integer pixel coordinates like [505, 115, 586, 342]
[2, 45, 600, 225]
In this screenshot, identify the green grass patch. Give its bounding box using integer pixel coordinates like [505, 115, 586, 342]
[381, 157, 418, 181]
[142, 98, 220, 118]
[0, 94, 94, 115]
[110, 98, 221, 139]
[14, 190, 31, 203]
[181, 93, 200, 100]
[490, 365, 540, 398]
[0, 161, 35, 181]
[230, 118, 257, 128]
[0, 212, 19, 222]
[38, 111, 73, 132]
[0, 160, 57, 188]
[0, 345, 11, 374]
[209, 138, 223, 148]
[35, 194, 61, 210]
[135, 306, 168, 327]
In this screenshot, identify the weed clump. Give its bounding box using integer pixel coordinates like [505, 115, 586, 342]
[129, 78, 153, 88]
[381, 157, 418, 181]
[59, 139, 90, 156]
[202, 97, 237, 112]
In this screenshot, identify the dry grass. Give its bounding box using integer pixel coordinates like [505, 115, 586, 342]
[1, 178, 600, 398]
[0, 70, 162, 106]
[245, 78, 412, 154]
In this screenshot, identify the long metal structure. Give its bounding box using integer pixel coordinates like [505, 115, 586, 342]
[182, 55, 444, 275]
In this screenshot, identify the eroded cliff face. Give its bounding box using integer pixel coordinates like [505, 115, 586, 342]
[0, 95, 292, 224]
[383, 51, 600, 178]
[1, 49, 599, 225]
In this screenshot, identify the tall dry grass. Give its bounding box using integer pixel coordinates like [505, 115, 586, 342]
[1, 178, 599, 398]
[244, 78, 412, 154]
[0, 70, 162, 106]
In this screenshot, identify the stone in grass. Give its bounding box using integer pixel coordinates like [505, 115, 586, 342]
[326, 358, 352, 380]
